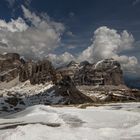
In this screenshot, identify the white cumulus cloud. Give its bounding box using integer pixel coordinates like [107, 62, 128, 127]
[47, 52, 75, 67]
[0, 5, 65, 59]
[0, 17, 28, 32]
[45, 26, 139, 74]
[78, 26, 139, 73]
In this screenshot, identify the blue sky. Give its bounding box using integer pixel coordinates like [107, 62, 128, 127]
[0, 0, 140, 75]
[1, 0, 140, 48]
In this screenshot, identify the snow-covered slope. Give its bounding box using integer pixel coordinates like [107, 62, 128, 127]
[0, 103, 140, 140]
[0, 76, 20, 90]
[0, 80, 53, 95]
[0, 80, 64, 115]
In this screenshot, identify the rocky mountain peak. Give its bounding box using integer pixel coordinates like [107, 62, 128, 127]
[0, 53, 22, 82]
[79, 61, 90, 67]
[94, 58, 121, 70]
[0, 53, 124, 86]
[67, 60, 78, 67]
[58, 58, 124, 86]
[19, 59, 57, 85]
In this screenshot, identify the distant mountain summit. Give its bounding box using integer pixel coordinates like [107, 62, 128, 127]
[58, 58, 124, 86]
[66, 60, 79, 67]
[0, 53, 124, 86]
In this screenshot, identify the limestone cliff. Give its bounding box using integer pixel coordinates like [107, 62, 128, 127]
[57, 58, 124, 86]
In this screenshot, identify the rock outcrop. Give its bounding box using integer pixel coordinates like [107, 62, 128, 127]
[19, 60, 57, 85]
[0, 53, 124, 86]
[0, 53, 57, 85]
[0, 53, 22, 82]
[57, 58, 124, 86]
[54, 75, 93, 104]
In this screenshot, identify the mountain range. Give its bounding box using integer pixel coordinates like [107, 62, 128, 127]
[0, 53, 140, 115]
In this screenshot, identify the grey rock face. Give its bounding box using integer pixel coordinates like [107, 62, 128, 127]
[0, 53, 124, 86]
[0, 53, 22, 82]
[0, 53, 57, 85]
[19, 60, 57, 85]
[54, 75, 92, 104]
[57, 58, 124, 86]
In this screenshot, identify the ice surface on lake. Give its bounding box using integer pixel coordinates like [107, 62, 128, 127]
[0, 102, 140, 140]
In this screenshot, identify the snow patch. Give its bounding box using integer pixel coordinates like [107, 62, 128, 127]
[0, 103, 140, 140]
